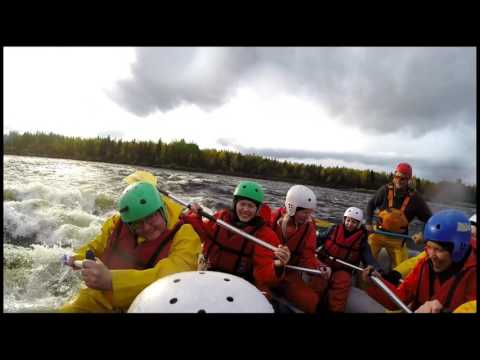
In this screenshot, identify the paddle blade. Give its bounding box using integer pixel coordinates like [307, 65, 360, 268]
[124, 170, 157, 187]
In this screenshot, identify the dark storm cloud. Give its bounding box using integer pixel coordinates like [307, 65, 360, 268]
[109, 47, 475, 136]
[108, 47, 259, 116]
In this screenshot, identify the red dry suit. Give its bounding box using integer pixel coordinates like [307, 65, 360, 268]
[315, 224, 370, 312]
[269, 208, 327, 314]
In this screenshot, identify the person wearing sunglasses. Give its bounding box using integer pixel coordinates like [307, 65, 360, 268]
[364, 162, 432, 269]
[60, 180, 202, 313]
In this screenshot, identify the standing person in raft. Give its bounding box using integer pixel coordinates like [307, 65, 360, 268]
[365, 162, 432, 269]
[315, 207, 382, 312]
[60, 180, 202, 313]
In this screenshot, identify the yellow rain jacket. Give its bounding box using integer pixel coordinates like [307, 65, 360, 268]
[60, 196, 202, 313]
[394, 251, 427, 278]
[453, 300, 477, 313]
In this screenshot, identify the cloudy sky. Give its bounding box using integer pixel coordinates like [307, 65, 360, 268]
[4, 47, 476, 184]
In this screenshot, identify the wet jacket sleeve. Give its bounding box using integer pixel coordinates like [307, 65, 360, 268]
[365, 257, 425, 310]
[182, 210, 214, 243]
[72, 215, 120, 260]
[394, 251, 427, 278]
[365, 186, 387, 225]
[109, 224, 202, 309]
[407, 193, 432, 223]
[253, 226, 284, 288]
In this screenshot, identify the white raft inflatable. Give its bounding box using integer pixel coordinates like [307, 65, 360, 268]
[128, 271, 274, 313]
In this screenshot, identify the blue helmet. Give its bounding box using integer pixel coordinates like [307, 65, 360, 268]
[424, 209, 471, 262]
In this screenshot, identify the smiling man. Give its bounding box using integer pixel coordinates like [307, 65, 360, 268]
[362, 209, 476, 313]
[59, 181, 202, 313]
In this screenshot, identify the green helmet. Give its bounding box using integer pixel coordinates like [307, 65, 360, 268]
[118, 181, 166, 223]
[233, 181, 264, 204]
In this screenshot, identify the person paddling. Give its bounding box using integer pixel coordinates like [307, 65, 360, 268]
[269, 185, 331, 313]
[185, 181, 291, 306]
[361, 209, 476, 313]
[315, 206, 382, 312]
[59, 180, 202, 313]
[384, 213, 477, 313]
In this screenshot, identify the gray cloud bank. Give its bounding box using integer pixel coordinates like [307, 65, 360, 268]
[217, 138, 476, 185]
[109, 47, 475, 136]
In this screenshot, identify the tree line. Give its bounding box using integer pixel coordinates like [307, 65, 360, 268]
[3, 131, 476, 205]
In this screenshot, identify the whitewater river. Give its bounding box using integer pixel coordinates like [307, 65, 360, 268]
[3, 155, 476, 312]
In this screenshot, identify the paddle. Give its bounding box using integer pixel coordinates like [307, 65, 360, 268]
[125, 170, 412, 313]
[373, 229, 413, 241]
[317, 252, 410, 312]
[59, 250, 95, 283]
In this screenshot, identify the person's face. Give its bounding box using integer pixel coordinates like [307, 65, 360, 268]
[130, 211, 166, 241]
[344, 216, 360, 231]
[294, 208, 314, 225]
[425, 241, 453, 272]
[235, 199, 258, 223]
[393, 172, 409, 190]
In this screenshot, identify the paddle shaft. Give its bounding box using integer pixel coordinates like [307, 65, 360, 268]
[370, 276, 412, 313]
[157, 188, 278, 252]
[373, 229, 412, 241]
[285, 264, 329, 276]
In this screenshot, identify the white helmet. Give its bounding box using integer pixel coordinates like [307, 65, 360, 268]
[344, 207, 364, 226]
[285, 185, 317, 217]
[470, 214, 476, 225]
[128, 271, 274, 313]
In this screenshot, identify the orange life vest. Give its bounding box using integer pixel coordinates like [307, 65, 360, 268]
[377, 183, 412, 233]
[100, 220, 183, 270]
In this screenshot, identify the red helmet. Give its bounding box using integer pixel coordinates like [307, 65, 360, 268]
[395, 163, 412, 179]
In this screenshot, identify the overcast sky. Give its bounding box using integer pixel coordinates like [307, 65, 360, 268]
[4, 47, 476, 185]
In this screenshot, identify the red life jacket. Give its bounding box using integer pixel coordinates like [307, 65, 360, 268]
[271, 208, 316, 266]
[322, 224, 365, 270]
[411, 252, 476, 312]
[202, 209, 265, 280]
[100, 219, 184, 270]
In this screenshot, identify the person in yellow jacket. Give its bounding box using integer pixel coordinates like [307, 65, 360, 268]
[59, 181, 202, 313]
[365, 162, 432, 269]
